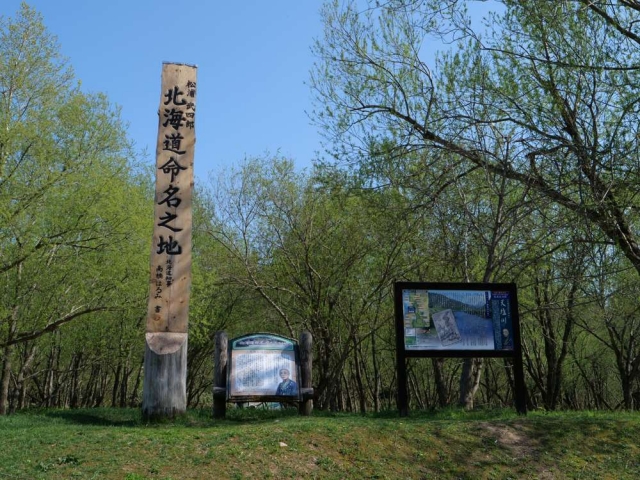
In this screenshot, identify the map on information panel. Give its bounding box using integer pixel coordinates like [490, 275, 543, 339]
[402, 289, 513, 351]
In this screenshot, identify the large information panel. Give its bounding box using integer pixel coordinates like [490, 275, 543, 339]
[401, 287, 514, 352]
[394, 282, 526, 415]
[227, 334, 301, 402]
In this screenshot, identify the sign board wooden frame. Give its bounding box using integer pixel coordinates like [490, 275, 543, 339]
[394, 282, 527, 415]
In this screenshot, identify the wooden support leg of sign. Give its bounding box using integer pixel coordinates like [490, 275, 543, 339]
[142, 333, 188, 420]
[299, 331, 313, 416]
[213, 331, 228, 419]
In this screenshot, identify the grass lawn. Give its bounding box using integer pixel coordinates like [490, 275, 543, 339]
[1, 407, 639, 479]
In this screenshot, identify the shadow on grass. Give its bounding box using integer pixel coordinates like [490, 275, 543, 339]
[30, 404, 520, 428]
[41, 406, 304, 427]
[326, 405, 519, 424]
[44, 408, 142, 427]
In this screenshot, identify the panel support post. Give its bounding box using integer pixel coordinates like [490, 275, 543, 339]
[299, 331, 313, 416]
[213, 331, 228, 419]
[394, 283, 409, 416]
[511, 287, 528, 415]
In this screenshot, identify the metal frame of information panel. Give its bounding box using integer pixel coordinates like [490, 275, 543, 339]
[394, 282, 527, 415]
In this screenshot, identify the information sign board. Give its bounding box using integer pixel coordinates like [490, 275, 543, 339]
[228, 334, 301, 402]
[400, 287, 515, 352]
[394, 282, 526, 415]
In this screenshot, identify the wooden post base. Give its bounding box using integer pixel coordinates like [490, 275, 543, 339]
[142, 333, 188, 420]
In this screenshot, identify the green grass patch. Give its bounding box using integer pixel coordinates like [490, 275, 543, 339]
[1, 408, 639, 479]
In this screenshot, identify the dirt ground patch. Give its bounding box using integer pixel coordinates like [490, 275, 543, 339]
[479, 421, 536, 458]
[477, 421, 557, 478]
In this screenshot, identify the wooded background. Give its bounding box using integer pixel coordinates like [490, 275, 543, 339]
[2, 1, 640, 415]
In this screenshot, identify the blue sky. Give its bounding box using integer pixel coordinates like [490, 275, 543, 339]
[2, 1, 325, 181]
[3, 1, 500, 183]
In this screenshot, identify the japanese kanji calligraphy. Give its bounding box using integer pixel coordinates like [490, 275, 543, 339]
[147, 62, 197, 337]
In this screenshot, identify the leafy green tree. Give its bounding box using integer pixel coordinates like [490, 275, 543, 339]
[204, 156, 420, 410]
[0, 4, 151, 413]
[574, 248, 640, 410]
[314, 0, 640, 274]
[311, 0, 640, 409]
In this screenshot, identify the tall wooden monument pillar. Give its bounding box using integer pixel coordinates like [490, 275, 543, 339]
[143, 63, 197, 420]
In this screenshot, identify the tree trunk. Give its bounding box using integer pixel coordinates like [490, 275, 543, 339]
[83, 364, 97, 408]
[18, 344, 37, 410]
[0, 344, 13, 415]
[459, 358, 483, 410]
[352, 335, 367, 414]
[119, 359, 130, 408]
[129, 355, 144, 407]
[111, 364, 121, 407]
[0, 301, 19, 415]
[94, 369, 108, 407]
[69, 352, 83, 409]
[408, 369, 426, 409]
[371, 332, 381, 413]
[432, 358, 449, 408]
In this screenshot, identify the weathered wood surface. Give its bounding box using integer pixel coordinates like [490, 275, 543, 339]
[213, 331, 228, 418]
[146, 62, 196, 337]
[299, 331, 313, 416]
[143, 62, 196, 420]
[142, 333, 188, 420]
